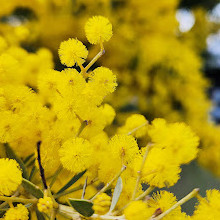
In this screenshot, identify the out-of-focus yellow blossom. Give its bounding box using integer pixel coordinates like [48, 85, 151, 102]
[93, 193, 111, 215]
[85, 67, 117, 105]
[149, 118, 200, 164]
[38, 69, 63, 97]
[100, 103, 116, 126]
[0, 36, 7, 53]
[140, 147, 181, 188]
[14, 26, 30, 42]
[124, 200, 153, 220]
[37, 196, 53, 214]
[0, 158, 22, 196]
[192, 189, 220, 220]
[117, 114, 148, 138]
[58, 38, 88, 67]
[59, 137, 93, 173]
[4, 204, 29, 220]
[85, 16, 112, 44]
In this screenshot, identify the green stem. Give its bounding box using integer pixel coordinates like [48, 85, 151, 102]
[84, 41, 105, 73]
[152, 188, 199, 220]
[91, 166, 126, 201]
[0, 196, 38, 204]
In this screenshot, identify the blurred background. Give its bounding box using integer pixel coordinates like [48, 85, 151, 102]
[0, 0, 220, 215]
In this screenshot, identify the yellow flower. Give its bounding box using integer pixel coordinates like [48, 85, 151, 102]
[37, 196, 53, 214]
[100, 103, 116, 126]
[38, 69, 63, 97]
[149, 191, 185, 220]
[4, 204, 29, 220]
[108, 134, 139, 165]
[149, 118, 199, 164]
[118, 114, 148, 138]
[85, 16, 112, 44]
[59, 137, 93, 173]
[193, 189, 220, 220]
[124, 200, 153, 220]
[93, 193, 111, 215]
[0, 158, 22, 196]
[58, 38, 88, 67]
[85, 67, 117, 105]
[140, 147, 181, 188]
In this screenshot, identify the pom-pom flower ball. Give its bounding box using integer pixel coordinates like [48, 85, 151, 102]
[93, 193, 111, 215]
[85, 16, 113, 44]
[4, 204, 29, 220]
[58, 38, 88, 67]
[37, 196, 53, 214]
[59, 137, 93, 173]
[90, 67, 117, 95]
[0, 158, 22, 196]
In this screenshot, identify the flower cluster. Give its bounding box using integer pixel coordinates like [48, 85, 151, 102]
[0, 14, 219, 220]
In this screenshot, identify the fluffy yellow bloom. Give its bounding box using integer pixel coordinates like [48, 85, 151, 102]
[149, 191, 185, 220]
[37, 196, 53, 214]
[100, 103, 116, 126]
[59, 137, 93, 173]
[86, 67, 117, 105]
[108, 134, 139, 165]
[192, 189, 220, 220]
[92, 67, 117, 94]
[38, 69, 63, 97]
[85, 16, 112, 44]
[118, 114, 148, 138]
[4, 204, 29, 220]
[124, 200, 153, 220]
[0, 158, 22, 196]
[58, 38, 88, 67]
[59, 68, 86, 96]
[98, 152, 122, 183]
[149, 118, 199, 164]
[140, 148, 181, 188]
[93, 193, 111, 215]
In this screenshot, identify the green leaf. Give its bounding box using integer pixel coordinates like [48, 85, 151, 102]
[56, 170, 86, 195]
[29, 166, 36, 181]
[69, 198, 94, 217]
[22, 178, 43, 199]
[5, 143, 28, 179]
[24, 153, 35, 164]
[109, 177, 123, 212]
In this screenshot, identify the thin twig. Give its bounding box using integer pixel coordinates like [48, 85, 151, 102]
[84, 41, 105, 73]
[131, 144, 152, 200]
[37, 141, 48, 189]
[0, 196, 38, 204]
[152, 188, 199, 220]
[135, 186, 155, 201]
